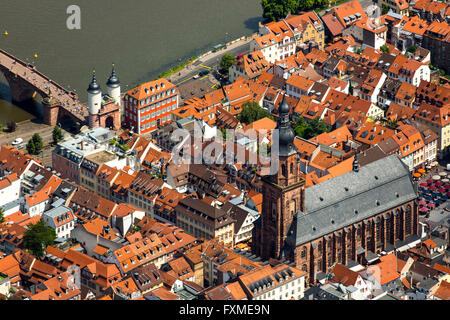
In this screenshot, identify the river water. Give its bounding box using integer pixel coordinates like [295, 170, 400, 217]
[0, 0, 262, 124]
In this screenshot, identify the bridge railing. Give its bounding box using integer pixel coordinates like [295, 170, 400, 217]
[0, 48, 78, 100]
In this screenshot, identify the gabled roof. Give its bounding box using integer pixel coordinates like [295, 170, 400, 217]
[126, 78, 177, 102]
[234, 50, 270, 79]
[333, 0, 367, 27]
[310, 125, 352, 146]
[330, 264, 360, 286]
[414, 102, 450, 127]
[0, 173, 19, 190]
[288, 155, 416, 246]
[385, 103, 416, 121]
[395, 82, 416, 103]
[433, 280, 450, 300]
[70, 187, 117, 220]
[0, 146, 41, 177]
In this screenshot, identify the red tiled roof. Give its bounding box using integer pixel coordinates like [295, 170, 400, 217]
[0, 146, 41, 177]
[330, 264, 360, 286]
[126, 78, 177, 102]
[433, 280, 450, 300]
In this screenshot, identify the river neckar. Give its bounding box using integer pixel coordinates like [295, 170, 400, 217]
[0, 0, 262, 123]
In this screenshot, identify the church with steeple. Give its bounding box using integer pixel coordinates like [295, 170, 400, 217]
[252, 95, 419, 286]
[87, 65, 122, 131]
[252, 94, 306, 261]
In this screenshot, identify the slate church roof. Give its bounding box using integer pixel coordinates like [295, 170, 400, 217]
[286, 154, 417, 247]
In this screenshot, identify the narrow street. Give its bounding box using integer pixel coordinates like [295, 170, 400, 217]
[0, 119, 69, 167]
[168, 39, 252, 87]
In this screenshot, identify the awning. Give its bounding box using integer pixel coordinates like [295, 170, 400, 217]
[356, 246, 365, 255]
[334, 231, 340, 237]
[383, 213, 389, 220]
[353, 223, 360, 229]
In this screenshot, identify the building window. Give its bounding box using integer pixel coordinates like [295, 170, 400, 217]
[301, 246, 306, 258]
[282, 164, 287, 177]
[405, 206, 412, 236]
[376, 222, 381, 243]
[395, 212, 402, 240]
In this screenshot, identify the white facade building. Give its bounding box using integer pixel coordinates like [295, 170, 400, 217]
[41, 205, 75, 239]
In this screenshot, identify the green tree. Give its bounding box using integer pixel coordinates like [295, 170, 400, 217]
[0, 207, 5, 224]
[261, 0, 298, 22]
[294, 116, 331, 139]
[52, 126, 63, 144]
[32, 133, 43, 153]
[385, 119, 398, 129]
[26, 139, 36, 155]
[382, 4, 389, 15]
[380, 44, 389, 53]
[294, 116, 308, 137]
[298, 0, 315, 10]
[237, 101, 271, 124]
[219, 54, 236, 75]
[406, 45, 417, 54]
[22, 221, 57, 259]
[303, 116, 331, 139]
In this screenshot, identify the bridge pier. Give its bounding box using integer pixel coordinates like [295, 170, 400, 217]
[42, 96, 60, 126]
[0, 67, 37, 102]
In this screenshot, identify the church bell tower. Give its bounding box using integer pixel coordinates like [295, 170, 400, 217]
[253, 94, 305, 260]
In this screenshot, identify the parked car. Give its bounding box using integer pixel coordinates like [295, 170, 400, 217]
[12, 138, 23, 145]
[193, 74, 200, 79]
[199, 70, 210, 77]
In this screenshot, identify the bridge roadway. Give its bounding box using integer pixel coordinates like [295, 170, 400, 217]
[0, 49, 88, 123]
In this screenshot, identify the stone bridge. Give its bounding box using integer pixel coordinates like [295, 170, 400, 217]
[0, 48, 88, 126]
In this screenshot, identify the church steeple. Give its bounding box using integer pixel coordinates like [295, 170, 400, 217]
[277, 94, 297, 157]
[253, 93, 305, 261]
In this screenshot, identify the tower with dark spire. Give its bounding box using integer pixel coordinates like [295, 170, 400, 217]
[253, 93, 305, 261]
[277, 94, 297, 157]
[106, 63, 121, 106]
[87, 70, 102, 128]
[87, 70, 101, 95]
